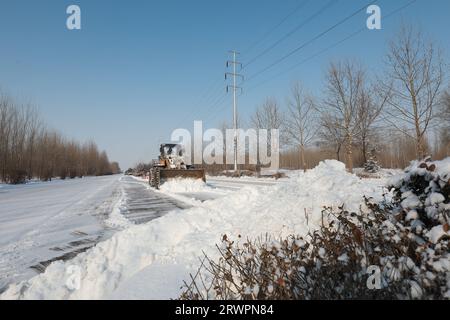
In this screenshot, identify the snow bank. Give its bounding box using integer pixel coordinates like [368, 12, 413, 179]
[1, 160, 385, 300]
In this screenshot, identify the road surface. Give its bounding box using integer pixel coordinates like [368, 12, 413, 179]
[0, 175, 187, 292]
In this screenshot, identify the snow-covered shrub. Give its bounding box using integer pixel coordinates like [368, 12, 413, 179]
[180, 200, 449, 300]
[389, 157, 450, 243]
[363, 149, 381, 174]
[180, 158, 450, 300]
[364, 159, 381, 174]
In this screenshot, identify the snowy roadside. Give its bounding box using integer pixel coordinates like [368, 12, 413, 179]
[1, 160, 391, 300]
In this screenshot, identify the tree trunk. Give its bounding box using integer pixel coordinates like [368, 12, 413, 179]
[299, 145, 307, 172]
[416, 135, 425, 160]
[361, 135, 367, 164]
[410, 79, 425, 160]
[28, 145, 34, 180]
[336, 144, 341, 162]
[345, 132, 353, 172]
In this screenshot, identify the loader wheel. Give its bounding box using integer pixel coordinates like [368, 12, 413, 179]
[150, 167, 160, 189]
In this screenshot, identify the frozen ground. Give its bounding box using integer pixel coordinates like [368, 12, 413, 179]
[1, 160, 395, 300]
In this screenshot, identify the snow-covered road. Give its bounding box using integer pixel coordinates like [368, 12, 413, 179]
[0, 176, 123, 291]
[0, 175, 192, 292]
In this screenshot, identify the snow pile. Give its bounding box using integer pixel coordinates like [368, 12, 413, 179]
[159, 178, 213, 194]
[1, 160, 384, 300]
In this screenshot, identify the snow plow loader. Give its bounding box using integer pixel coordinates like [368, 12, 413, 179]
[149, 144, 206, 189]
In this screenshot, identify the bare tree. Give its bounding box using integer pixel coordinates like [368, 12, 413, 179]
[0, 95, 13, 181]
[322, 60, 365, 171]
[318, 113, 345, 161]
[110, 162, 122, 174]
[355, 87, 389, 163]
[0, 92, 119, 183]
[251, 97, 287, 149]
[24, 106, 41, 180]
[381, 25, 444, 159]
[285, 83, 317, 171]
[251, 98, 285, 131]
[250, 98, 286, 172]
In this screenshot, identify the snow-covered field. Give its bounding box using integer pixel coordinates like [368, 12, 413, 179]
[0, 160, 394, 300]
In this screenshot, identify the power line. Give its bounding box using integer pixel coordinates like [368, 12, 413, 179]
[207, 0, 348, 129]
[172, 0, 328, 131]
[243, 0, 337, 69]
[244, 0, 379, 84]
[204, 90, 245, 125]
[242, 0, 311, 56]
[172, 73, 225, 130]
[202, 0, 335, 128]
[202, 92, 229, 121]
[189, 81, 226, 120]
[205, 0, 362, 128]
[246, 0, 418, 93]
[203, 0, 419, 132]
[205, 85, 248, 124]
[247, 30, 366, 93]
[173, 1, 320, 130]
[198, 78, 226, 107]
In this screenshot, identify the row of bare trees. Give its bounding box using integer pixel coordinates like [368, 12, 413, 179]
[248, 25, 449, 171]
[0, 93, 120, 184]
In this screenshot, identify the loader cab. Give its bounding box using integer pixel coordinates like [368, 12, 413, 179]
[159, 144, 184, 158]
[158, 144, 187, 169]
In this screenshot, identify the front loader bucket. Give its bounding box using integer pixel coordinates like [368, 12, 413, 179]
[159, 169, 206, 183]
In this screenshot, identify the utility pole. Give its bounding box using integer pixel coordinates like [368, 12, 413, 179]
[225, 50, 243, 173]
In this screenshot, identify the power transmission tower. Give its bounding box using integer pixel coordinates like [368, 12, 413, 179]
[225, 50, 243, 173]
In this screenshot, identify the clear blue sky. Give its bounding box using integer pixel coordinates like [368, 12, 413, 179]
[1, 0, 449, 169]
